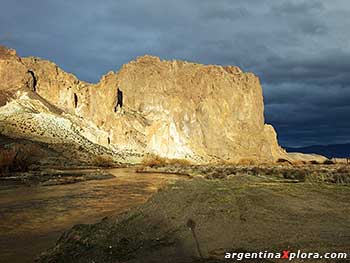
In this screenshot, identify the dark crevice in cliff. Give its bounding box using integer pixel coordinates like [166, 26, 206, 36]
[114, 88, 123, 112]
[27, 70, 37, 92]
[74, 93, 78, 108]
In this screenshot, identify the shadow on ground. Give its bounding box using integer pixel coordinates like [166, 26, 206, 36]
[38, 175, 350, 263]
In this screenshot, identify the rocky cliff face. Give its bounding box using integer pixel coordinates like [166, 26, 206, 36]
[0, 46, 289, 164]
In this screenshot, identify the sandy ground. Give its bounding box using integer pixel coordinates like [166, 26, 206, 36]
[38, 168, 350, 263]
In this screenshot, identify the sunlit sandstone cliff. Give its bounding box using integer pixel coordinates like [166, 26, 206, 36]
[0, 46, 291, 164]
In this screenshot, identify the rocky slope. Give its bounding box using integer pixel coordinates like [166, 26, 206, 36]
[0, 47, 137, 167]
[0, 45, 292, 164]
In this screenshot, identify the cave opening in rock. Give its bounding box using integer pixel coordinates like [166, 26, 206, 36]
[27, 70, 37, 92]
[74, 93, 78, 108]
[114, 88, 123, 112]
[108, 137, 111, 145]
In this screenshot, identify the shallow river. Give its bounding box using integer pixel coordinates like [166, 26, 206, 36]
[0, 168, 183, 263]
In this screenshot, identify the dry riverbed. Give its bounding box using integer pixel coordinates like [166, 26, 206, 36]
[0, 168, 186, 263]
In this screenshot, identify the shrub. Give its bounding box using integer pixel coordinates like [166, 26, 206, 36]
[306, 166, 350, 185]
[12, 144, 42, 171]
[277, 158, 292, 164]
[141, 154, 191, 167]
[282, 169, 308, 182]
[92, 155, 117, 167]
[0, 148, 17, 174]
[1, 143, 44, 173]
[323, 159, 335, 165]
[335, 166, 349, 176]
[320, 171, 350, 185]
[166, 158, 191, 166]
[141, 154, 166, 167]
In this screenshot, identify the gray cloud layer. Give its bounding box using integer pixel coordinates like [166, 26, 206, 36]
[1, 0, 349, 147]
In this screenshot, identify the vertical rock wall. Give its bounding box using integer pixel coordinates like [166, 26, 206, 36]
[1, 46, 288, 163]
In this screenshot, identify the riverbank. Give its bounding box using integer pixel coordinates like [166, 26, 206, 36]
[38, 170, 350, 263]
[0, 168, 115, 188]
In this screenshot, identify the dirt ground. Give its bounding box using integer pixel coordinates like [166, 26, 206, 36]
[38, 168, 350, 263]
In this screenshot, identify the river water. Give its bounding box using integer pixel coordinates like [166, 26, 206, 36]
[0, 168, 183, 263]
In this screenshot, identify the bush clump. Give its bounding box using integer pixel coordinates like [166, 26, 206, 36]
[0, 144, 42, 174]
[92, 155, 117, 167]
[141, 154, 191, 167]
[277, 158, 292, 164]
[323, 159, 335, 165]
[0, 148, 17, 174]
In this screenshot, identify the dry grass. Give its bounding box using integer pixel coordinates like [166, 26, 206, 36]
[214, 158, 259, 166]
[205, 165, 350, 185]
[141, 154, 191, 167]
[0, 144, 43, 174]
[92, 155, 117, 167]
[0, 148, 17, 173]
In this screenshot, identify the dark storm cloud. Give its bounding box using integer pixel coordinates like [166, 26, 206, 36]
[297, 19, 327, 35]
[272, 0, 324, 15]
[1, 0, 349, 147]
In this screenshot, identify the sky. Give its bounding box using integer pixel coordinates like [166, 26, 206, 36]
[1, 0, 349, 147]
